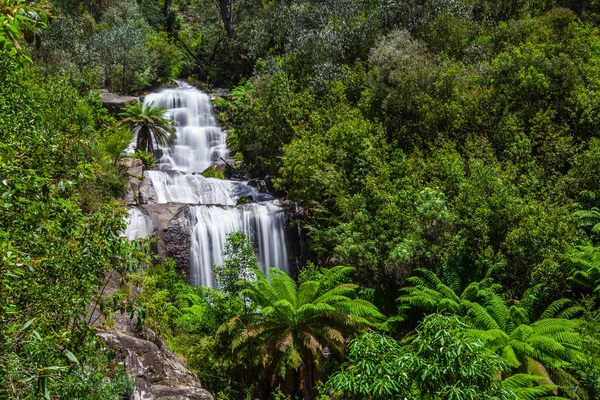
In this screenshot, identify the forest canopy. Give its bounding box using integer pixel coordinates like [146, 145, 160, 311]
[4, 0, 600, 399]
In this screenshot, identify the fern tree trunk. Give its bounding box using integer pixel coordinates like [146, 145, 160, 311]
[301, 350, 317, 400]
[136, 125, 152, 153]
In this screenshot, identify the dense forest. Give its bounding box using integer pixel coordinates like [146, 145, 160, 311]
[4, 0, 600, 398]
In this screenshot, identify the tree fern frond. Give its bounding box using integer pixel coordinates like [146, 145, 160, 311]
[540, 299, 571, 319]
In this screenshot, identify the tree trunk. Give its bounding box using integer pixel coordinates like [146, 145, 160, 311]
[162, 0, 172, 15]
[136, 126, 150, 153]
[216, 0, 234, 38]
[301, 351, 316, 400]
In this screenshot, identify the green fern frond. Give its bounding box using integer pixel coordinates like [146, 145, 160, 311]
[540, 299, 571, 319]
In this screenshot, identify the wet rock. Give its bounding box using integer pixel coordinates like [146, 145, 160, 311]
[139, 176, 158, 204]
[209, 88, 230, 100]
[264, 175, 285, 198]
[160, 206, 191, 274]
[279, 200, 308, 275]
[247, 179, 268, 194]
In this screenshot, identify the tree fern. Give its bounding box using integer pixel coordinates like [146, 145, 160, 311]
[119, 100, 175, 153]
[222, 266, 383, 400]
[398, 269, 583, 390]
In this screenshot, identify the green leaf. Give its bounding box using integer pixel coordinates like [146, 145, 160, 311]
[65, 350, 79, 365]
[20, 318, 35, 331]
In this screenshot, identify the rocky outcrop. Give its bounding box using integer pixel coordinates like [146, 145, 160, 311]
[280, 200, 309, 275]
[98, 330, 212, 400]
[123, 159, 145, 205]
[101, 91, 138, 114]
[92, 270, 212, 400]
[138, 175, 158, 204]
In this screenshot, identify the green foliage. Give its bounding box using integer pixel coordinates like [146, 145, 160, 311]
[220, 266, 383, 399]
[0, 0, 47, 63]
[201, 169, 226, 179]
[119, 100, 175, 154]
[13, 1, 600, 399]
[133, 150, 156, 169]
[0, 59, 143, 398]
[103, 125, 134, 165]
[326, 314, 516, 400]
[213, 231, 258, 296]
[399, 269, 584, 394]
[568, 245, 600, 292]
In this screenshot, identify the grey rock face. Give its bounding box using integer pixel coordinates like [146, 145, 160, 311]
[101, 92, 138, 114]
[98, 330, 212, 400]
[160, 206, 192, 274]
[93, 270, 212, 400]
[138, 175, 158, 204]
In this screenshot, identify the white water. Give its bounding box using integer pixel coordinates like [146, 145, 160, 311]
[144, 85, 228, 173]
[188, 203, 289, 286]
[126, 83, 290, 287]
[145, 170, 273, 205]
[125, 208, 154, 240]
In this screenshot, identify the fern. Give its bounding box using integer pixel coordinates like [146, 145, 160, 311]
[221, 266, 383, 394]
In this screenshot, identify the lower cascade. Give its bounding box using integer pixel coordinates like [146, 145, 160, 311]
[126, 83, 290, 286]
[188, 203, 290, 287]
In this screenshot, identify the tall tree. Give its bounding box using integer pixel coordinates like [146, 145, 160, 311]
[215, 0, 234, 38]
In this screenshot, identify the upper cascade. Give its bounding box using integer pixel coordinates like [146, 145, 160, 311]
[144, 86, 228, 173]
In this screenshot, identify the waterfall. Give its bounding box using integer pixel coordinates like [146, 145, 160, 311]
[125, 208, 154, 240]
[145, 170, 273, 205]
[144, 87, 228, 173]
[188, 203, 290, 286]
[126, 84, 290, 287]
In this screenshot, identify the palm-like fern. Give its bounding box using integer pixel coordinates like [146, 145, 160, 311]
[568, 245, 600, 292]
[573, 190, 600, 234]
[399, 269, 583, 391]
[503, 374, 565, 400]
[119, 100, 176, 154]
[220, 266, 383, 400]
[398, 267, 498, 318]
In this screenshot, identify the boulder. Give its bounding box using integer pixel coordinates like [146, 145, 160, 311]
[101, 92, 138, 114]
[92, 270, 213, 400]
[138, 175, 158, 204]
[123, 177, 138, 205]
[98, 330, 212, 400]
[121, 159, 145, 205]
[140, 204, 188, 234]
[127, 158, 144, 177]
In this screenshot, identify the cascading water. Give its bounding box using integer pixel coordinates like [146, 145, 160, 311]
[188, 203, 289, 287]
[125, 208, 154, 240]
[126, 82, 290, 286]
[145, 83, 228, 173]
[145, 170, 273, 205]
